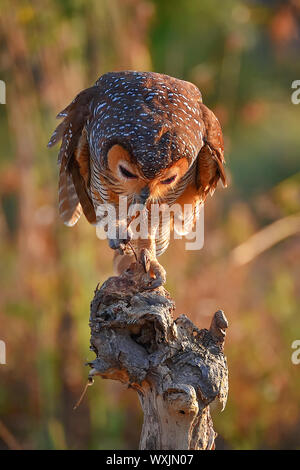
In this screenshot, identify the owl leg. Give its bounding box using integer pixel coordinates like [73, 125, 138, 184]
[140, 248, 166, 290]
[113, 245, 166, 289]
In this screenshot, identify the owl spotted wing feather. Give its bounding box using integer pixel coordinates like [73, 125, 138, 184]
[196, 104, 227, 198]
[48, 87, 99, 225]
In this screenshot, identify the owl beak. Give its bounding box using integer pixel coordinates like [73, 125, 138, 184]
[138, 186, 150, 206]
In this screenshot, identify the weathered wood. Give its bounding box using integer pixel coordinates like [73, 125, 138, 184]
[88, 261, 228, 450]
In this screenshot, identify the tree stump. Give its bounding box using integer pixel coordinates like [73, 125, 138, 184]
[88, 261, 228, 450]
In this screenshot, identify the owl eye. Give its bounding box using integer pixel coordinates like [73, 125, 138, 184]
[119, 165, 138, 179]
[161, 174, 177, 185]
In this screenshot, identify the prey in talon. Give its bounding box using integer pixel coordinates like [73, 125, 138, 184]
[140, 248, 166, 290]
[48, 71, 226, 290]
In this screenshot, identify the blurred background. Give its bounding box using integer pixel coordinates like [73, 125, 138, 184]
[0, 0, 300, 450]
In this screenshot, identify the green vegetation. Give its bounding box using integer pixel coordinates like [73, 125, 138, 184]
[0, 0, 299, 449]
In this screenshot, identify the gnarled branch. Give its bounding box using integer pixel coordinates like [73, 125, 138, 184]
[88, 261, 228, 450]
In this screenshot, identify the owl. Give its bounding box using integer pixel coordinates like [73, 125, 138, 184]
[48, 71, 226, 289]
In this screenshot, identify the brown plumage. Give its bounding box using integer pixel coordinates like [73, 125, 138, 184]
[48, 71, 227, 288]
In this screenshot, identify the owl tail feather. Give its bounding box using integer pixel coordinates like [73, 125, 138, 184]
[58, 166, 83, 227]
[70, 160, 96, 225]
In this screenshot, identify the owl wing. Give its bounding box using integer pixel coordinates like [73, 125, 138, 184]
[57, 163, 82, 227]
[48, 87, 99, 226]
[196, 104, 227, 199]
[155, 104, 227, 256]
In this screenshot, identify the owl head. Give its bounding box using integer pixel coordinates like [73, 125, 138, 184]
[105, 143, 190, 204]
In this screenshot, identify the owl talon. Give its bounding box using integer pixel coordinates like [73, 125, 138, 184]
[143, 276, 165, 290]
[140, 252, 166, 290]
[108, 227, 132, 253]
[118, 245, 125, 255]
[108, 238, 125, 251]
[140, 248, 151, 273]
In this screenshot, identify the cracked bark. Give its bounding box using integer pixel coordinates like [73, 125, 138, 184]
[88, 261, 228, 450]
